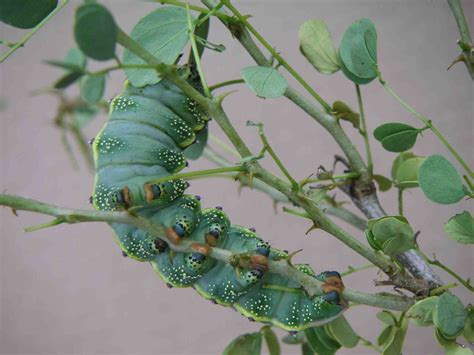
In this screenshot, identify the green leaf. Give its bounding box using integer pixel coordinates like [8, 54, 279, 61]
[434, 293, 467, 339]
[406, 296, 438, 327]
[301, 343, 315, 355]
[282, 332, 305, 345]
[304, 327, 339, 355]
[0, 0, 58, 29]
[435, 328, 473, 355]
[373, 123, 419, 152]
[377, 326, 394, 347]
[241, 66, 289, 98]
[381, 130, 419, 152]
[64, 47, 87, 69]
[382, 317, 408, 355]
[261, 326, 280, 355]
[183, 128, 208, 160]
[80, 75, 106, 104]
[373, 174, 393, 192]
[391, 152, 418, 180]
[44, 60, 85, 72]
[54, 71, 84, 89]
[418, 155, 466, 204]
[73, 105, 98, 129]
[395, 157, 425, 189]
[74, 3, 117, 61]
[326, 316, 359, 348]
[339, 18, 378, 84]
[444, 211, 474, 244]
[123, 7, 190, 87]
[190, 13, 210, 61]
[377, 311, 397, 326]
[223, 332, 262, 355]
[374, 123, 417, 141]
[298, 20, 340, 74]
[463, 308, 474, 343]
[370, 217, 415, 255]
[445, 343, 473, 355]
[332, 101, 360, 129]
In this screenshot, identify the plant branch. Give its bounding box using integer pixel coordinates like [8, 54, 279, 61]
[186, 4, 211, 97]
[379, 78, 473, 178]
[0, 194, 414, 312]
[355, 84, 373, 175]
[147, 166, 245, 184]
[221, 0, 332, 112]
[447, 0, 474, 79]
[0, 0, 69, 63]
[114, 16, 431, 294]
[209, 78, 245, 91]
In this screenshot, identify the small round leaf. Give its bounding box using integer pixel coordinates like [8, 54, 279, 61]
[391, 152, 418, 180]
[241, 66, 288, 98]
[80, 74, 106, 104]
[443, 211, 474, 244]
[374, 123, 419, 152]
[374, 123, 417, 141]
[0, 0, 58, 29]
[74, 3, 117, 61]
[373, 174, 393, 192]
[122, 7, 190, 87]
[326, 316, 359, 348]
[339, 18, 378, 84]
[396, 157, 425, 189]
[406, 296, 438, 327]
[223, 332, 262, 355]
[433, 292, 468, 339]
[418, 155, 466, 204]
[381, 130, 419, 152]
[299, 20, 340, 74]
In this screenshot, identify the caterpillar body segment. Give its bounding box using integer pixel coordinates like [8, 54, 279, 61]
[92, 76, 346, 331]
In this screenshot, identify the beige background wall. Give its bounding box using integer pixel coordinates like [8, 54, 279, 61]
[1, 1, 472, 354]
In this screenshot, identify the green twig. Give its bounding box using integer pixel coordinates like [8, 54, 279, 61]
[282, 207, 311, 220]
[209, 78, 245, 91]
[113, 19, 429, 294]
[147, 166, 245, 184]
[221, 0, 332, 112]
[186, 4, 211, 97]
[398, 189, 404, 216]
[0, 194, 414, 311]
[157, 0, 234, 22]
[429, 283, 459, 296]
[209, 133, 241, 159]
[89, 64, 156, 77]
[250, 121, 299, 190]
[379, 78, 473, 178]
[300, 172, 361, 187]
[0, 0, 69, 63]
[202, 0, 368, 175]
[428, 256, 473, 292]
[355, 84, 373, 175]
[341, 263, 376, 277]
[447, 0, 474, 78]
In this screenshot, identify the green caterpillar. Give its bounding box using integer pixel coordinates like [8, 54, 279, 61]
[91, 75, 346, 331]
